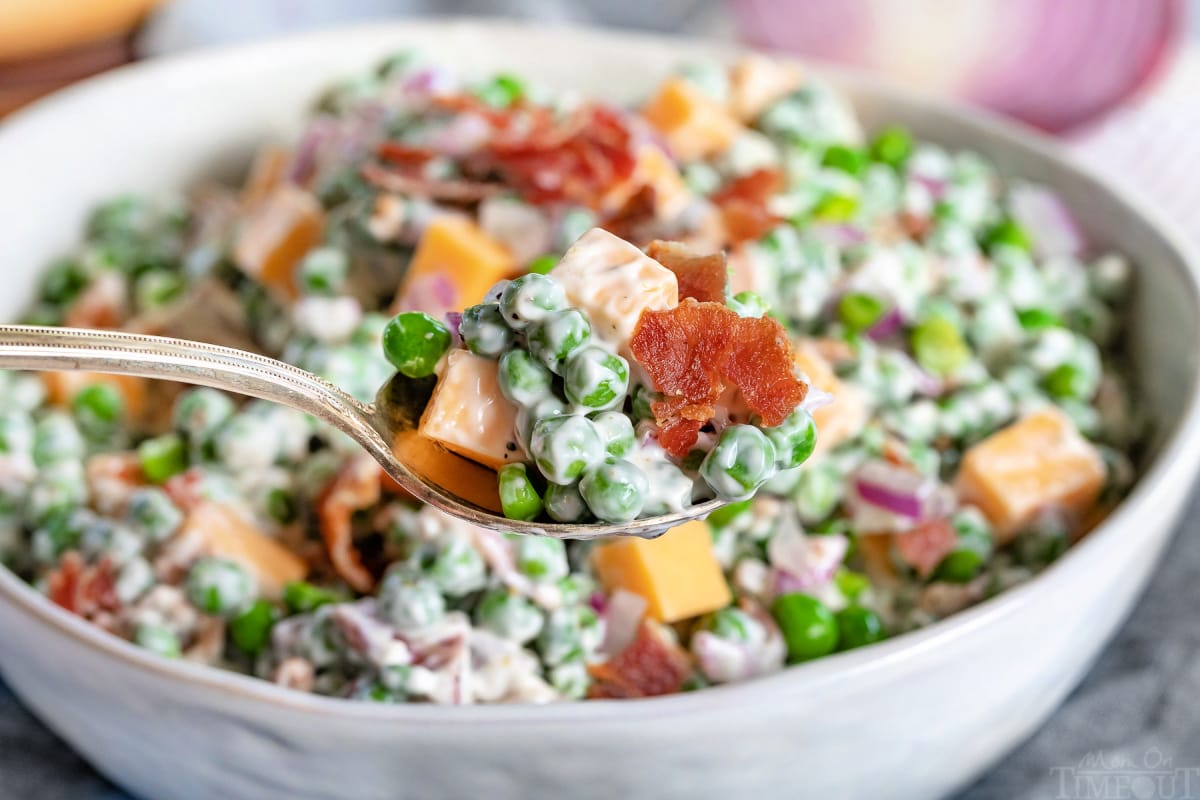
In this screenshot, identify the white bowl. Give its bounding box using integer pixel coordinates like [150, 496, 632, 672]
[1, 19, 1198, 800]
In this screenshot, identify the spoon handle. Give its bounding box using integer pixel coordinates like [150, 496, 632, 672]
[0, 323, 386, 454]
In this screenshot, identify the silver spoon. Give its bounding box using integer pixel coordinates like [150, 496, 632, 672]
[0, 325, 721, 539]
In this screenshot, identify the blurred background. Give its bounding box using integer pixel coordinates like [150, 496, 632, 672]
[2, 3, 1200, 800]
[4, 0, 1199, 241]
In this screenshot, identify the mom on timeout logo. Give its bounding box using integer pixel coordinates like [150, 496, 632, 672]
[1050, 748, 1200, 800]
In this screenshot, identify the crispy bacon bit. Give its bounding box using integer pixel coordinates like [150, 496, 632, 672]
[85, 452, 144, 515]
[361, 163, 501, 204]
[894, 519, 958, 579]
[64, 272, 128, 329]
[316, 454, 382, 593]
[710, 168, 785, 245]
[588, 621, 693, 699]
[184, 617, 227, 665]
[378, 141, 438, 168]
[646, 240, 728, 303]
[163, 468, 208, 513]
[47, 552, 120, 619]
[630, 299, 808, 456]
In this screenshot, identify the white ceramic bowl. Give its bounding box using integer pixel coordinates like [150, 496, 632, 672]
[0, 20, 1198, 800]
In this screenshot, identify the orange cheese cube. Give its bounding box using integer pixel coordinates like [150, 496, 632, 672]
[641, 77, 742, 162]
[41, 371, 147, 421]
[793, 341, 868, 459]
[233, 184, 324, 296]
[418, 350, 521, 471]
[240, 145, 292, 209]
[955, 407, 1106, 544]
[184, 503, 307, 599]
[591, 520, 731, 623]
[728, 55, 804, 122]
[393, 216, 516, 318]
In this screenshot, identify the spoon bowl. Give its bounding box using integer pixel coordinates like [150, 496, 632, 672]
[0, 324, 721, 538]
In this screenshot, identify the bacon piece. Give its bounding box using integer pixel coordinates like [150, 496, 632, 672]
[894, 519, 958, 579]
[316, 454, 382, 593]
[631, 299, 807, 456]
[378, 141, 438, 168]
[47, 552, 120, 619]
[589, 620, 693, 699]
[710, 168, 785, 245]
[64, 271, 128, 329]
[361, 163, 501, 204]
[85, 452, 144, 515]
[646, 240, 728, 303]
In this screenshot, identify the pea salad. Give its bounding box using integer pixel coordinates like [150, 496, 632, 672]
[0, 52, 1139, 703]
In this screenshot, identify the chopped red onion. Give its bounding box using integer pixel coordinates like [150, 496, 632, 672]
[601, 589, 647, 655]
[767, 527, 848, 592]
[866, 306, 904, 341]
[799, 385, 834, 414]
[1008, 183, 1087, 260]
[850, 459, 953, 521]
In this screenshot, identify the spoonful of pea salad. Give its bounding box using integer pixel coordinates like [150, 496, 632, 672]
[0, 228, 817, 539]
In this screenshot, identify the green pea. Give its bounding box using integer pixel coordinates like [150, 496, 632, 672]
[539, 605, 601, 666]
[498, 463, 545, 521]
[529, 415, 605, 486]
[706, 499, 751, 530]
[283, 580, 339, 614]
[1017, 308, 1062, 331]
[515, 536, 569, 582]
[580, 458, 648, 523]
[460, 303, 514, 358]
[382, 312, 451, 378]
[834, 568, 870, 602]
[515, 396, 567, 452]
[476, 73, 526, 107]
[728, 291, 770, 319]
[298, 247, 347, 295]
[764, 408, 818, 470]
[526, 253, 560, 275]
[173, 387, 235, 444]
[266, 487, 297, 524]
[528, 309, 591, 374]
[135, 622, 181, 658]
[631, 384, 660, 423]
[498, 349, 555, 408]
[838, 292, 886, 332]
[499, 273, 566, 331]
[134, 269, 185, 311]
[911, 316, 971, 377]
[821, 144, 868, 176]
[544, 481, 591, 523]
[378, 569, 445, 630]
[429, 536, 487, 596]
[811, 193, 857, 222]
[71, 383, 124, 439]
[590, 411, 635, 458]
[1043, 363, 1090, 400]
[185, 557, 255, 617]
[563, 346, 629, 411]
[982, 218, 1033, 254]
[125, 488, 183, 543]
[229, 599, 279, 654]
[705, 607, 756, 642]
[935, 508, 994, 583]
[771, 593, 839, 662]
[869, 125, 912, 168]
[475, 588, 543, 644]
[835, 605, 885, 650]
[700, 424, 778, 502]
[0, 412, 33, 456]
[138, 433, 187, 484]
[33, 412, 85, 467]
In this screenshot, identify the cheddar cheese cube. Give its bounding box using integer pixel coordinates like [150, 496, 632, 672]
[728, 55, 804, 123]
[240, 145, 292, 209]
[419, 350, 521, 471]
[393, 215, 516, 318]
[550, 228, 679, 365]
[641, 77, 743, 162]
[793, 340, 868, 459]
[184, 503, 307, 599]
[591, 519, 731, 623]
[233, 184, 324, 296]
[955, 407, 1106, 544]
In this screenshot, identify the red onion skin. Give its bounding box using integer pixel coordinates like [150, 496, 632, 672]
[854, 477, 925, 519]
[866, 306, 904, 341]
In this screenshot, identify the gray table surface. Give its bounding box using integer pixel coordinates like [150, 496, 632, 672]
[2, 482, 1198, 800]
